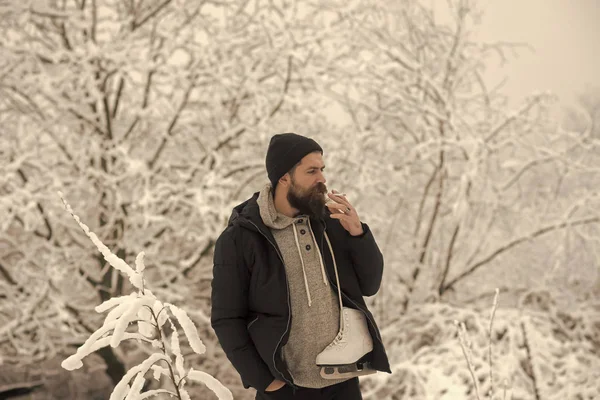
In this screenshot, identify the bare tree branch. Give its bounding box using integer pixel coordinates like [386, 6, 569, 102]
[123, 68, 154, 141]
[111, 76, 125, 118]
[148, 81, 195, 169]
[438, 223, 460, 295]
[132, 0, 172, 31]
[442, 216, 600, 293]
[268, 55, 293, 118]
[91, 0, 98, 43]
[0, 262, 17, 286]
[416, 122, 447, 281]
[485, 95, 543, 143]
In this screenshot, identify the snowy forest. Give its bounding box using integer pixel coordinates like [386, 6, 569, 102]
[1, 0, 599, 399]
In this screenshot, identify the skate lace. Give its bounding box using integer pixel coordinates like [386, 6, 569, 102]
[327, 331, 346, 348]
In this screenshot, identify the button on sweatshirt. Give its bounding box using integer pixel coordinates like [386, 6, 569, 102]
[257, 182, 350, 388]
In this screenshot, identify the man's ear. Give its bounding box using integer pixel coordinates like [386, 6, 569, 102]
[279, 173, 291, 187]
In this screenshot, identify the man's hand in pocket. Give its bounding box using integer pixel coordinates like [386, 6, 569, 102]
[265, 379, 286, 392]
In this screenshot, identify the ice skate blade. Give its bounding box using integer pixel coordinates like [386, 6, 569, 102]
[319, 362, 377, 380]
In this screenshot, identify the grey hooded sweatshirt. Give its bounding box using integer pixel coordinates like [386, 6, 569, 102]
[256, 182, 351, 388]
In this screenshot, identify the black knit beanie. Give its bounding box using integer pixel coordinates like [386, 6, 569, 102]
[266, 133, 323, 190]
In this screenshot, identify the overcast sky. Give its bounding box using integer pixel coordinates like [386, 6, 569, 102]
[326, 1, 600, 126]
[468, 0, 600, 111]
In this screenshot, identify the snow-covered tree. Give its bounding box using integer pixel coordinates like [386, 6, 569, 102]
[2, 0, 599, 399]
[305, 0, 600, 314]
[0, 0, 340, 397]
[562, 86, 600, 140]
[355, 286, 600, 400]
[295, 1, 600, 398]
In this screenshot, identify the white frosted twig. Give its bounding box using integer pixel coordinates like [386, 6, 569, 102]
[188, 368, 234, 400]
[62, 320, 118, 369]
[169, 319, 185, 380]
[125, 372, 146, 400]
[154, 302, 169, 329]
[111, 296, 156, 348]
[138, 305, 155, 337]
[166, 303, 206, 354]
[110, 353, 169, 400]
[138, 389, 177, 399]
[58, 191, 144, 291]
[62, 331, 152, 370]
[488, 288, 500, 399]
[62, 292, 156, 370]
[455, 320, 482, 400]
[105, 298, 136, 325]
[136, 251, 146, 273]
[96, 294, 137, 313]
[151, 365, 170, 381]
[179, 388, 191, 400]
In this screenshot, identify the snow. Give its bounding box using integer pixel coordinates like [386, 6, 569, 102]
[169, 320, 185, 380]
[3, 1, 598, 399]
[62, 331, 151, 371]
[154, 299, 169, 328]
[109, 353, 169, 400]
[61, 320, 119, 370]
[124, 372, 146, 400]
[135, 251, 146, 273]
[151, 365, 169, 381]
[188, 368, 234, 400]
[166, 303, 207, 355]
[96, 294, 138, 313]
[137, 305, 154, 338]
[105, 297, 138, 324]
[58, 191, 145, 291]
[180, 388, 192, 400]
[111, 296, 155, 348]
[138, 389, 177, 399]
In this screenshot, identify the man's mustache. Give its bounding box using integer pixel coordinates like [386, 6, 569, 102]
[313, 183, 327, 195]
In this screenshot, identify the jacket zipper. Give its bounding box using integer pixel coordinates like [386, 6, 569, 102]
[321, 222, 384, 346]
[247, 220, 296, 389]
[247, 316, 259, 330]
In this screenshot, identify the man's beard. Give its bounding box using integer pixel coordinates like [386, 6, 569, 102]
[287, 180, 328, 218]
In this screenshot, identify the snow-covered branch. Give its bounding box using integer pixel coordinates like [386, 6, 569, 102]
[58, 192, 232, 400]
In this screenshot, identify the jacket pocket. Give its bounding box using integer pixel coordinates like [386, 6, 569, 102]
[247, 315, 285, 379]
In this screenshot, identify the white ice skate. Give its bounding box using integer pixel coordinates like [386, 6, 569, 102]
[315, 234, 377, 380]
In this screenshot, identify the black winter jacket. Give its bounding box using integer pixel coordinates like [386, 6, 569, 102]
[210, 191, 391, 393]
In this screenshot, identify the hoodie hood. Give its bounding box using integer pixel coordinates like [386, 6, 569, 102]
[227, 182, 328, 231]
[257, 182, 305, 230]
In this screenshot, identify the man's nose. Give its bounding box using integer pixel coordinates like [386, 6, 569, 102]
[317, 172, 326, 184]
